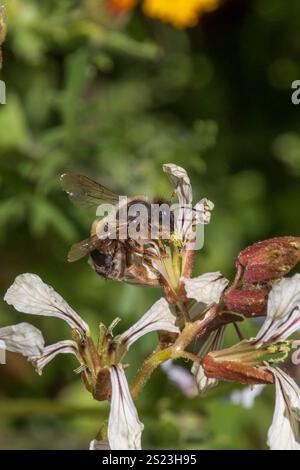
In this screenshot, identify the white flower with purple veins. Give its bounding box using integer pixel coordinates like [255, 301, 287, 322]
[236, 274, 300, 450]
[147, 164, 215, 303]
[4, 274, 180, 450]
[181, 272, 229, 394]
[192, 326, 226, 395]
[162, 163, 214, 245]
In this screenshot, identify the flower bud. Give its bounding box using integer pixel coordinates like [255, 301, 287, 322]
[224, 286, 270, 318]
[237, 237, 300, 283]
[93, 368, 112, 401]
[202, 354, 274, 385]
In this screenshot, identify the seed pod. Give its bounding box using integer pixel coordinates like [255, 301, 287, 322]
[237, 236, 300, 283]
[93, 368, 112, 401]
[224, 286, 270, 318]
[202, 354, 274, 385]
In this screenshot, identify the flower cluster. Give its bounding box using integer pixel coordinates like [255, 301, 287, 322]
[2, 163, 300, 450]
[105, 0, 220, 29]
[142, 0, 220, 29]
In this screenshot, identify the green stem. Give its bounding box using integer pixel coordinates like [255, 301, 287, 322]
[131, 347, 173, 400]
[131, 306, 217, 399]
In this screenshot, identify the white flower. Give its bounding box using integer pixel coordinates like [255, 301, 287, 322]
[108, 364, 144, 450]
[0, 323, 45, 357]
[4, 274, 87, 376]
[229, 385, 266, 409]
[105, 298, 180, 449]
[4, 273, 89, 334]
[163, 163, 193, 208]
[30, 340, 79, 376]
[3, 274, 184, 451]
[161, 360, 198, 398]
[119, 298, 179, 349]
[192, 326, 225, 395]
[254, 274, 300, 346]
[246, 274, 300, 449]
[182, 272, 229, 305]
[267, 367, 300, 450]
[163, 163, 214, 243]
[89, 439, 110, 450]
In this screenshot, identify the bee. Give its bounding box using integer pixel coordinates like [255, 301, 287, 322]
[61, 173, 174, 286]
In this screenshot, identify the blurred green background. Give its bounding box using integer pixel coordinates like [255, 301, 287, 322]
[0, 0, 300, 450]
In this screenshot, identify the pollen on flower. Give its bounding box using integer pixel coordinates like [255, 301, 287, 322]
[142, 0, 220, 29]
[170, 233, 183, 248]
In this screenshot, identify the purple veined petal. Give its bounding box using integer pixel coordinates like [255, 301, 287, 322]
[30, 340, 79, 375]
[163, 164, 214, 244]
[253, 274, 300, 346]
[0, 322, 45, 357]
[108, 365, 144, 450]
[192, 326, 226, 395]
[118, 298, 179, 350]
[163, 164, 194, 242]
[267, 367, 300, 450]
[163, 164, 193, 207]
[4, 273, 89, 334]
[182, 272, 229, 305]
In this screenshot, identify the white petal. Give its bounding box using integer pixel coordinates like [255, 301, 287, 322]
[163, 164, 194, 242]
[0, 322, 45, 357]
[230, 385, 266, 409]
[182, 272, 229, 305]
[194, 198, 214, 225]
[30, 340, 79, 375]
[161, 360, 198, 398]
[108, 365, 144, 450]
[4, 274, 89, 333]
[254, 274, 300, 345]
[267, 367, 300, 450]
[192, 327, 225, 395]
[119, 298, 179, 349]
[89, 439, 110, 450]
[163, 164, 193, 207]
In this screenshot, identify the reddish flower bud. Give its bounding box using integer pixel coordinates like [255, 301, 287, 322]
[202, 354, 274, 385]
[237, 237, 300, 283]
[224, 286, 270, 318]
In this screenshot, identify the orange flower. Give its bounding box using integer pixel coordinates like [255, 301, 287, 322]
[105, 0, 138, 13]
[142, 0, 220, 29]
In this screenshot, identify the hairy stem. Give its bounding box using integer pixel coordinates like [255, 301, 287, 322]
[131, 306, 217, 399]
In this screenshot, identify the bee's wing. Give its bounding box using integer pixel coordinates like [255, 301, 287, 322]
[68, 235, 100, 262]
[61, 173, 120, 208]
